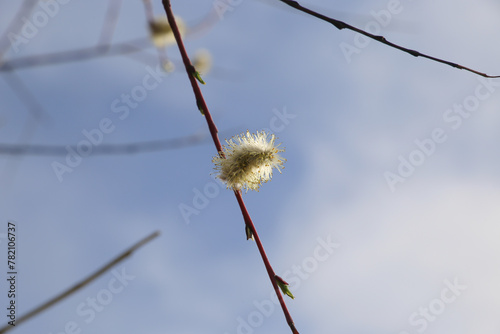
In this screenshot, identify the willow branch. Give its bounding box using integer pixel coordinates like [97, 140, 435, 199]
[234, 192, 299, 333]
[161, 1, 298, 333]
[279, 0, 500, 78]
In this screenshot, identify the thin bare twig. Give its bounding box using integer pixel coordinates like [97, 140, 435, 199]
[0, 0, 38, 61]
[279, 0, 500, 78]
[0, 37, 152, 71]
[97, 0, 123, 48]
[0, 133, 209, 156]
[162, 1, 299, 333]
[0, 231, 160, 333]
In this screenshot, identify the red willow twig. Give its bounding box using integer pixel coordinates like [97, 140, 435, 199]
[279, 0, 500, 78]
[161, 1, 299, 333]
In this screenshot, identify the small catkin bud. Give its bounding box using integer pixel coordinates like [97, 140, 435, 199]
[193, 48, 213, 75]
[148, 16, 186, 48]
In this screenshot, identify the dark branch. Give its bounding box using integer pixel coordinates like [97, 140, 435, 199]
[279, 0, 500, 78]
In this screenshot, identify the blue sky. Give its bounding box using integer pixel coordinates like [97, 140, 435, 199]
[1, 0, 500, 333]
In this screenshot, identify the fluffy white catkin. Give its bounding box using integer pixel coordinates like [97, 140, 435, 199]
[213, 130, 286, 191]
